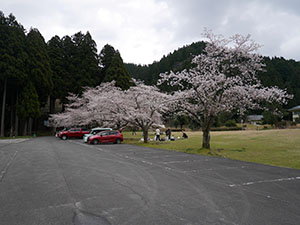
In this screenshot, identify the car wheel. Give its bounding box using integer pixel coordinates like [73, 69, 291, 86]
[93, 139, 99, 145]
[115, 138, 121, 144]
[61, 135, 67, 140]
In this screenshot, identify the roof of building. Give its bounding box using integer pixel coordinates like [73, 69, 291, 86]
[288, 105, 300, 111]
[247, 115, 264, 121]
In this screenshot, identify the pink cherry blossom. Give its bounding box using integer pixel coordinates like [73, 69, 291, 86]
[158, 30, 292, 149]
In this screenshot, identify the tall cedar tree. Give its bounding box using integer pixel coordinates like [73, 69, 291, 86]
[0, 12, 28, 136]
[26, 28, 53, 106]
[100, 44, 133, 90]
[47, 36, 66, 113]
[17, 82, 40, 135]
[48, 32, 101, 109]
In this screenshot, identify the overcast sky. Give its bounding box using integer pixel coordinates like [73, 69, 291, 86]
[2, 0, 300, 64]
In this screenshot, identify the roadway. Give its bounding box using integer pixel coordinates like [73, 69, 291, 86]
[0, 137, 299, 225]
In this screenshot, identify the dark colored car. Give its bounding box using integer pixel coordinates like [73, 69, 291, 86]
[58, 128, 89, 140]
[88, 130, 123, 144]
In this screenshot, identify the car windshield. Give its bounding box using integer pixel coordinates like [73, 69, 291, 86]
[90, 130, 102, 134]
[90, 128, 111, 134]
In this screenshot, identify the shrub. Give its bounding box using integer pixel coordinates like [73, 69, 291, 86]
[225, 120, 237, 127]
[211, 127, 242, 131]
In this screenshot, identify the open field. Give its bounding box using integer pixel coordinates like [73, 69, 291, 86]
[123, 129, 300, 169]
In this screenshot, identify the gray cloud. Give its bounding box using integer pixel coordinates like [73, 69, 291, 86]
[2, 0, 300, 64]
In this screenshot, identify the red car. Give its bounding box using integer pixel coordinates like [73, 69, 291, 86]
[88, 130, 123, 144]
[58, 128, 89, 140]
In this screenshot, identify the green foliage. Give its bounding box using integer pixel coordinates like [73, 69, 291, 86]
[100, 44, 133, 90]
[125, 41, 206, 85]
[0, 12, 27, 83]
[258, 57, 300, 108]
[215, 112, 235, 127]
[225, 120, 237, 127]
[26, 28, 53, 106]
[1, 12, 133, 136]
[126, 46, 299, 111]
[47, 32, 101, 104]
[262, 110, 280, 125]
[211, 126, 242, 131]
[17, 82, 40, 119]
[47, 35, 66, 100]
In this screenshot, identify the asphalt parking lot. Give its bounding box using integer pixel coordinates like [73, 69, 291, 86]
[0, 137, 299, 225]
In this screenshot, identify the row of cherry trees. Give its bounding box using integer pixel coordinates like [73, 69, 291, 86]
[50, 81, 171, 142]
[51, 31, 292, 147]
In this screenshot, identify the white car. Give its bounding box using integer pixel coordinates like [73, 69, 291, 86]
[83, 127, 112, 143]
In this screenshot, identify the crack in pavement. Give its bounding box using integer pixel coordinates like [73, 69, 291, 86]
[0, 149, 19, 183]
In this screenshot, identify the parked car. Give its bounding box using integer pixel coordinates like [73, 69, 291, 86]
[58, 128, 89, 140]
[83, 127, 112, 143]
[87, 130, 123, 144]
[55, 128, 67, 138]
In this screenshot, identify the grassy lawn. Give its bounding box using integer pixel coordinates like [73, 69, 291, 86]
[123, 129, 300, 169]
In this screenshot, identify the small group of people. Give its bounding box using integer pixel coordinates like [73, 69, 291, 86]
[155, 128, 188, 141]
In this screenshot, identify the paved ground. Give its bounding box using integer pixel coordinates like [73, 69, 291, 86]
[0, 136, 299, 225]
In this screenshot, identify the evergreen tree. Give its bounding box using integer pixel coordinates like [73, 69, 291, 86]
[0, 12, 27, 136]
[70, 32, 100, 91]
[125, 41, 206, 85]
[17, 82, 40, 135]
[100, 44, 133, 90]
[26, 28, 53, 106]
[104, 52, 133, 90]
[47, 35, 66, 113]
[258, 57, 300, 108]
[99, 44, 116, 78]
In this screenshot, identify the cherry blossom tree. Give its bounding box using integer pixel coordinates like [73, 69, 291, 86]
[49, 93, 91, 128]
[50, 81, 172, 143]
[50, 82, 123, 128]
[158, 30, 292, 149]
[121, 81, 171, 142]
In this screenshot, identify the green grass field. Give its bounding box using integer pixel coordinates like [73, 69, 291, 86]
[123, 129, 300, 169]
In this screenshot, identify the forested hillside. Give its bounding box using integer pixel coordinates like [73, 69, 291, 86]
[1, 11, 300, 137]
[126, 42, 206, 84]
[125, 44, 300, 108]
[258, 57, 300, 107]
[0, 12, 132, 136]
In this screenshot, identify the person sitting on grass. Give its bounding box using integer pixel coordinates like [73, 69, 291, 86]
[182, 132, 188, 139]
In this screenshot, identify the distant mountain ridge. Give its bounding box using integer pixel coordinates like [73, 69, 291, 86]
[125, 41, 206, 84]
[125, 42, 300, 108]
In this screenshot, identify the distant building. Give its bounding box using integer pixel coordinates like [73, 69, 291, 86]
[247, 115, 263, 125]
[288, 105, 300, 122]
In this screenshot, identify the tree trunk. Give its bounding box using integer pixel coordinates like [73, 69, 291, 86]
[1, 78, 7, 137]
[23, 119, 28, 136]
[202, 129, 210, 149]
[9, 92, 15, 137]
[15, 94, 19, 136]
[33, 118, 38, 136]
[50, 96, 56, 114]
[28, 117, 33, 136]
[15, 114, 19, 136]
[9, 102, 14, 137]
[142, 127, 149, 143]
